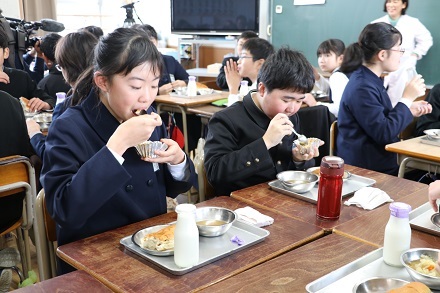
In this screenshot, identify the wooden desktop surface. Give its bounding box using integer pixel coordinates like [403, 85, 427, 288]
[199, 234, 377, 292]
[385, 136, 440, 163]
[57, 196, 323, 293]
[231, 165, 427, 231]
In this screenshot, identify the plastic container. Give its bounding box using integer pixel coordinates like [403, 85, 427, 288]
[316, 156, 344, 220]
[383, 202, 412, 267]
[174, 203, 199, 268]
[187, 76, 197, 97]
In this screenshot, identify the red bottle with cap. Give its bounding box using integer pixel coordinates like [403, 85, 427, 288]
[316, 156, 344, 220]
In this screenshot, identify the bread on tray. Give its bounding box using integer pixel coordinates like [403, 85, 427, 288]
[141, 224, 175, 251]
[388, 281, 431, 293]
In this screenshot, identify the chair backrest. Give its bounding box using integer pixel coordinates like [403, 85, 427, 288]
[329, 120, 338, 156]
[34, 189, 57, 280]
[0, 155, 36, 230]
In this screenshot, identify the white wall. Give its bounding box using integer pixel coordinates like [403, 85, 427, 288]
[0, 0, 22, 19]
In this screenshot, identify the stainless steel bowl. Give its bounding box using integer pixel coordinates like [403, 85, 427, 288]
[174, 87, 187, 96]
[401, 248, 440, 290]
[352, 277, 409, 293]
[195, 207, 236, 237]
[276, 171, 318, 193]
[33, 113, 52, 131]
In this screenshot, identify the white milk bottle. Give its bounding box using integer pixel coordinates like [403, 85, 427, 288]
[238, 80, 249, 101]
[383, 202, 412, 267]
[187, 76, 197, 97]
[174, 203, 199, 268]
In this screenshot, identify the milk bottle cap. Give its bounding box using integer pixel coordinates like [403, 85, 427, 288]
[389, 202, 411, 218]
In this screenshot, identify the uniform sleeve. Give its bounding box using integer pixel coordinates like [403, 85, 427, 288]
[415, 84, 440, 136]
[171, 57, 189, 83]
[216, 57, 230, 90]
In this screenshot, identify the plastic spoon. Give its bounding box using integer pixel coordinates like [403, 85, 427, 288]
[292, 128, 307, 145]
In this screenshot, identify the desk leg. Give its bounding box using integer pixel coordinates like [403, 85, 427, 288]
[398, 156, 440, 178]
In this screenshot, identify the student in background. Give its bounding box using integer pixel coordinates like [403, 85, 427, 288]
[133, 24, 188, 95]
[205, 48, 321, 196]
[372, 0, 433, 107]
[37, 33, 71, 100]
[303, 39, 347, 118]
[415, 84, 440, 136]
[225, 38, 274, 105]
[79, 25, 104, 39]
[337, 22, 431, 175]
[216, 31, 258, 90]
[27, 30, 99, 159]
[41, 28, 196, 274]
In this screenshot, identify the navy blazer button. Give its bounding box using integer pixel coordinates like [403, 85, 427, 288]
[147, 179, 153, 186]
[254, 158, 260, 163]
[246, 161, 251, 166]
[125, 185, 134, 191]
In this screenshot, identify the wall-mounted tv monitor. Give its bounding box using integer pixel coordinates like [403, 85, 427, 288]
[171, 0, 259, 36]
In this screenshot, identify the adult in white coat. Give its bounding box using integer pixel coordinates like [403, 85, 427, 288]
[372, 0, 432, 107]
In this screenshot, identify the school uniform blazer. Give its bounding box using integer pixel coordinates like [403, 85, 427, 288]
[415, 83, 440, 136]
[159, 54, 189, 87]
[337, 66, 413, 175]
[41, 90, 196, 247]
[204, 92, 313, 196]
[37, 66, 71, 100]
[0, 67, 55, 108]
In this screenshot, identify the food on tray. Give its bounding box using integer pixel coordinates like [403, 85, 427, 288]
[141, 224, 175, 251]
[135, 141, 168, 158]
[19, 97, 31, 112]
[294, 137, 321, 155]
[387, 281, 431, 293]
[408, 254, 440, 277]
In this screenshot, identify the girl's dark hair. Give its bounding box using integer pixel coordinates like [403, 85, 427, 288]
[340, 22, 402, 74]
[316, 39, 345, 57]
[258, 47, 314, 94]
[72, 27, 163, 106]
[55, 31, 98, 88]
[80, 25, 104, 39]
[383, 0, 408, 15]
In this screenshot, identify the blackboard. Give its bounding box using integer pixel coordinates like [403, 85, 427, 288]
[271, 0, 439, 86]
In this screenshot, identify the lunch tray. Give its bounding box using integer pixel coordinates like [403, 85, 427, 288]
[268, 174, 376, 204]
[420, 135, 440, 147]
[120, 220, 269, 275]
[306, 248, 440, 292]
[409, 202, 440, 237]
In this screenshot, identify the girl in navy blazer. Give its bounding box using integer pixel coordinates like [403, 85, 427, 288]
[337, 22, 431, 175]
[41, 28, 197, 274]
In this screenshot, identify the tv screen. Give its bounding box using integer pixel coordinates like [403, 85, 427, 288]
[171, 0, 259, 36]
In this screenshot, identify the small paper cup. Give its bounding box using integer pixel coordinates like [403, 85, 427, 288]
[135, 141, 168, 158]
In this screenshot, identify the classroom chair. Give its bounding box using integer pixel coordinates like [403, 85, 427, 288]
[329, 120, 338, 156]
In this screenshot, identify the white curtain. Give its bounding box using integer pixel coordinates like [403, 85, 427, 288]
[23, 0, 56, 21]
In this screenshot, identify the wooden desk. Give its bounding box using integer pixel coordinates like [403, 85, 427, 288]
[231, 165, 426, 231]
[385, 136, 440, 177]
[155, 92, 227, 153]
[200, 234, 377, 292]
[334, 187, 440, 248]
[57, 196, 323, 292]
[13, 270, 112, 292]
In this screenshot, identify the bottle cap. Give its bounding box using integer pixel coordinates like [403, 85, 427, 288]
[240, 80, 248, 86]
[188, 76, 196, 81]
[389, 202, 411, 218]
[320, 156, 344, 176]
[175, 203, 196, 213]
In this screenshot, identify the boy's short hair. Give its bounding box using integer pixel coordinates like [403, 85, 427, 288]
[238, 30, 258, 41]
[0, 26, 9, 49]
[258, 47, 314, 94]
[316, 39, 345, 57]
[241, 38, 274, 61]
[40, 33, 62, 62]
[132, 24, 158, 41]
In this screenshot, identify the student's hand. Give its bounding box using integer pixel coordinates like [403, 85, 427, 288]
[0, 71, 10, 84]
[107, 112, 162, 156]
[28, 98, 51, 112]
[224, 59, 241, 94]
[144, 138, 185, 165]
[302, 93, 318, 107]
[292, 140, 324, 162]
[263, 113, 293, 149]
[158, 83, 174, 95]
[409, 101, 432, 117]
[428, 180, 440, 212]
[26, 118, 42, 137]
[402, 74, 426, 101]
[171, 80, 186, 89]
[312, 66, 321, 81]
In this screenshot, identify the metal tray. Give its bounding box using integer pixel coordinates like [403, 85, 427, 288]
[409, 202, 440, 237]
[420, 135, 440, 147]
[268, 174, 376, 204]
[120, 220, 270, 275]
[305, 248, 440, 292]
